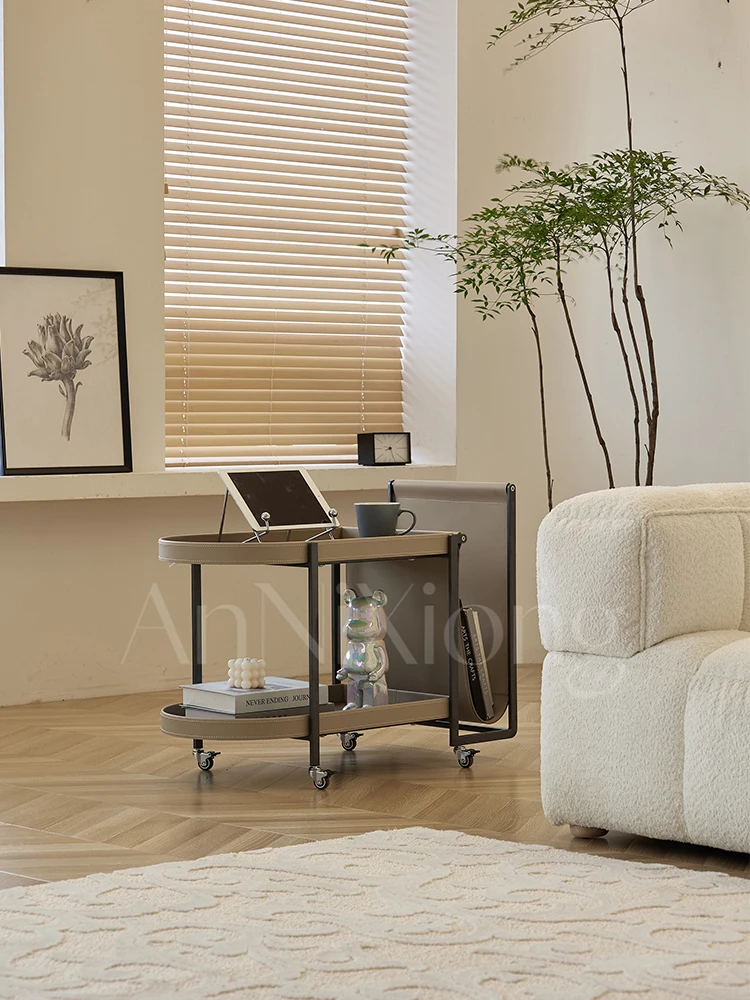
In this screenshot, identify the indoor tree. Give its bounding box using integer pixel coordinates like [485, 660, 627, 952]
[376, 0, 749, 503]
[386, 209, 561, 508]
[495, 152, 750, 485]
[386, 195, 609, 511]
[379, 149, 749, 505]
[488, 0, 748, 483]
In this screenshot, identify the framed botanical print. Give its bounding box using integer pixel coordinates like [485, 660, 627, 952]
[0, 268, 132, 475]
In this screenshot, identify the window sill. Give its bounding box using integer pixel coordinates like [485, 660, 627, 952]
[0, 465, 458, 504]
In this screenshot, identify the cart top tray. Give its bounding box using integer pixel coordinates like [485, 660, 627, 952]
[159, 527, 457, 567]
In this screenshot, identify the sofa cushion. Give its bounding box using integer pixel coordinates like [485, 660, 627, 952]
[541, 630, 749, 841]
[684, 637, 750, 854]
[643, 512, 744, 649]
[538, 484, 750, 657]
[737, 514, 750, 632]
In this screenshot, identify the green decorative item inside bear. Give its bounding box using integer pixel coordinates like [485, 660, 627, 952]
[337, 590, 389, 710]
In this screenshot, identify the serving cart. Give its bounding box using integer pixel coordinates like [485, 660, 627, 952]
[159, 524, 517, 789]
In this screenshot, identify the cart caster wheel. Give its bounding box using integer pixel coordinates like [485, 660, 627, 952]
[310, 767, 332, 790]
[455, 746, 478, 769]
[194, 749, 220, 772]
[339, 732, 362, 752]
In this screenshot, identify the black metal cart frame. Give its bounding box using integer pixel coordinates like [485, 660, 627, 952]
[181, 520, 517, 788]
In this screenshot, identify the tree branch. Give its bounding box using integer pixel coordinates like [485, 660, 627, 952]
[524, 297, 555, 510]
[555, 247, 615, 488]
[621, 238, 652, 423]
[604, 244, 641, 484]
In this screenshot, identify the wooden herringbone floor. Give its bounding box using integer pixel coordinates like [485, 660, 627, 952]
[0, 665, 747, 889]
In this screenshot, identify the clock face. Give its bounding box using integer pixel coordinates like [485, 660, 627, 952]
[373, 432, 410, 465]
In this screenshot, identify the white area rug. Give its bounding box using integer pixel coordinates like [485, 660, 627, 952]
[1, 827, 748, 1000]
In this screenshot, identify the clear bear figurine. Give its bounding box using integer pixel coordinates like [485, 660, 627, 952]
[336, 590, 389, 710]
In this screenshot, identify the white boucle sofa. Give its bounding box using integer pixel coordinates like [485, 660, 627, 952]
[537, 483, 750, 854]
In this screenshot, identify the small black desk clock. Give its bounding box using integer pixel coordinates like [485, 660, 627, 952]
[357, 432, 412, 466]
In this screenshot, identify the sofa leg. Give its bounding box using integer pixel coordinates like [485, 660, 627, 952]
[570, 825, 608, 840]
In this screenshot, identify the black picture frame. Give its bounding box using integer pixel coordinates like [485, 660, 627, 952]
[0, 267, 132, 476]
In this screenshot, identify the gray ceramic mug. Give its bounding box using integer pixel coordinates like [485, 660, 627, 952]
[355, 502, 417, 538]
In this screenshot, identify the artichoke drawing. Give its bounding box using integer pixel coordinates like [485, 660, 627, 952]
[24, 314, 94, 440]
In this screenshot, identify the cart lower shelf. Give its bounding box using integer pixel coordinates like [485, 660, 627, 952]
[162, 688, 450, 742]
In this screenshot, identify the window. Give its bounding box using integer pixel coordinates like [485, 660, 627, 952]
[165, 0, 411, 468]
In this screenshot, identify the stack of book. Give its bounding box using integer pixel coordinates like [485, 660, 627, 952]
[460, 605, 495, 722]
[181, 677, 331, 718]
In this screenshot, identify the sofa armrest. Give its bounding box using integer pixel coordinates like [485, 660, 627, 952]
[537, 484, 750, 658]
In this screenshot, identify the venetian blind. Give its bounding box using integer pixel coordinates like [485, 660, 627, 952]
[165, 0, 410, 467]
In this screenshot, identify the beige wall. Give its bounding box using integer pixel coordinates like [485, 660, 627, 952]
[457, 0, 750, 660]
[0, 490, 373, 705]
[2, 0, 749, 703]
[4, 0, 165, 472]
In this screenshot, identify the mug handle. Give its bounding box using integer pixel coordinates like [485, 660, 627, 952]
[396, 509, 417, 535]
